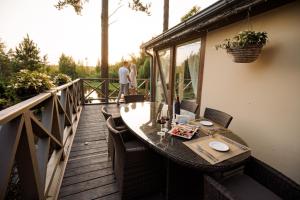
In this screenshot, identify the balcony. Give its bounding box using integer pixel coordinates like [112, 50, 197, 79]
[0, 79, 152, 200]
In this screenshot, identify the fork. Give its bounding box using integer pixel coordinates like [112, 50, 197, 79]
[221, 137, 248, 151]
[197, 145, 218, 162]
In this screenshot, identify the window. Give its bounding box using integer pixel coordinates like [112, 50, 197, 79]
[175, 40, 201, 100]
[155, 49, 170, 103]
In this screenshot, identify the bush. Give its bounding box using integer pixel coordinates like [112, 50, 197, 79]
[53, 73, 72, 86]
[10, 69, 54, 99]
[0, 81, 6, 98]
[0, 98, 8, 110]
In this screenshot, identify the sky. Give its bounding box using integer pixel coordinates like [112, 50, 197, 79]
[0, 0, 218, 66]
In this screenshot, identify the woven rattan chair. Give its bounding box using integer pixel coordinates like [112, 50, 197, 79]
[204, 108, 233, 128]
[124, 94, 145, 104]
[106, 116, 164, 200]
[203, 156, 300, 200]
[180, 100, 199, 114]
[101, 106, 127, 166]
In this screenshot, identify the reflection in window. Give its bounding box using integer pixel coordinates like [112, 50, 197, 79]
[175, 40, 201, 100]
[156, 49, 170, 103]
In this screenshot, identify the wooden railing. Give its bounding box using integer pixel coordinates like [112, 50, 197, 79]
[0, 79, 83, 200]
[81, 78, 150, 104]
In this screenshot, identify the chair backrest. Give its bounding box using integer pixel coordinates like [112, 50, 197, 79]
[106, 116, 125, 152]
[180, 100, 199, 114]
[101, 106, 112, 120]
[204, 107, 233, 128]
[124, 95, 144, 104]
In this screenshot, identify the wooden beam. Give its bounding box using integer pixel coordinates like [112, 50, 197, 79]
[196, 34, 207, 117]
[150, 52, 157, 102]
[168, 46, 176, 114]
[0, 116, 23, 199]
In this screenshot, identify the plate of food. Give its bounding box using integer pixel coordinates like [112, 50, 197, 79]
[168, 125, 198, 139]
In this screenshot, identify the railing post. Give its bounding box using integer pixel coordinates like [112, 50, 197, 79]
[145, 80, 149, 100]
[105, 79, 109, 103]
[80, 79, 85, 105]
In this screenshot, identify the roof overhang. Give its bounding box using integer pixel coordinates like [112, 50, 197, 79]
[141, 0, 295, 51]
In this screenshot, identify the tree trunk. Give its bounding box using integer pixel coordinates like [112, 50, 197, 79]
[101, 0, 109, 102]
[163, 0, 169, 32]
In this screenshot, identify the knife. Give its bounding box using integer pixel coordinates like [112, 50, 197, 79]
[197, 145, 218, 162]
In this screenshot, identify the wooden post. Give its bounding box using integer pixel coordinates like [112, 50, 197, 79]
[196, 34, 207, 117]
[101, 0, 109, 103]
[168, 46, 176, 114]
[151, 52, 157, 102]
[80, 79, 85, 105]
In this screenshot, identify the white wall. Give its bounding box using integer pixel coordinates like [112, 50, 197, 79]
[201, 1, 300, 183]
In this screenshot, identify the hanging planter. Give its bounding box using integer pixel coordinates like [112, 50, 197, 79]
[216, 31, 268, 63]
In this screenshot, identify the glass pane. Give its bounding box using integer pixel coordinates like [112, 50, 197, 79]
[175, 40, 201, 100]
[155, 49, 170, 102]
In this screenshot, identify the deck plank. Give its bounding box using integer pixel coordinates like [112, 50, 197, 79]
[59, 105, 119, 200]
[59, 105, 163, 200]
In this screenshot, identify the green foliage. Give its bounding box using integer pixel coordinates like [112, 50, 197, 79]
[13, 34, 45, 72]
[10, 70, 54, 98]
[55, 0, 88, 14]
[0, 40, 13, 80]
[216, 30, 268, 50]
[58, 53, 77, 79]
[53, 73, 72, 86]
[138, 57, 150, 79]
[181, 5, 200, 22]
[0, 98, 8, 110]
[129, 0, 151, 15]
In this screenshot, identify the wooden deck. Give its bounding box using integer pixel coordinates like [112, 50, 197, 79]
[58, 105, 119, 200]
[58, 105, 163, 200]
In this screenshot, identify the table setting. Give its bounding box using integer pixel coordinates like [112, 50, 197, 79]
[162, 113, 251, 165]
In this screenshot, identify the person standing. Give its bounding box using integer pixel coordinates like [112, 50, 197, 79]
[116, 61, 131, 104]
[129, 64, 137, 94]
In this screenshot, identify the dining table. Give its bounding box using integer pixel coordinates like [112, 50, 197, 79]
[119, 101, 251, 171]
[119, 101, 251, 199]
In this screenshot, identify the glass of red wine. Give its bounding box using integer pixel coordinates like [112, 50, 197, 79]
[157, 113, 166, 136]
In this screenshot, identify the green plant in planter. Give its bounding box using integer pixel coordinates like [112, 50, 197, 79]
[10, 69, 54, 99]
[53, 73, 72, 86]
[216, 30, 268, 63]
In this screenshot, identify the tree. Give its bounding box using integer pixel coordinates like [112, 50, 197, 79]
[181, 5, 200, 22]
[58, 53, 77, 78]
[163, 0, 169, 32]
[0, 40, 12, 80]
[13, 34, 44, 72]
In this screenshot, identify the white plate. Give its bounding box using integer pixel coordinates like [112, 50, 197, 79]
[200, 120, 213, 126]
[209, 141, 229, 152]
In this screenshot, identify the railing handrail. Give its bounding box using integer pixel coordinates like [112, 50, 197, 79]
[0, 79, 81, 124]
[80, 77, 150, 81]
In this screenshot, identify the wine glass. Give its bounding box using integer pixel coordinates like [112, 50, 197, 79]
[157, 114, 166, 136]
[161, 109, 169, 132]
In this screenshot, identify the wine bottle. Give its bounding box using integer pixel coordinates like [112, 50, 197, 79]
[174, 96, 180, 116]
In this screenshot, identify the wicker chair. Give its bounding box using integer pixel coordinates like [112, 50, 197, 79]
[204, 108, 233, 128]
[180, 100, 199, 114]
[106, 116, 164, 200]
[203, 156, 300, 200]
[124, 94, 145, 104]
[101, 106, 127, 165]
